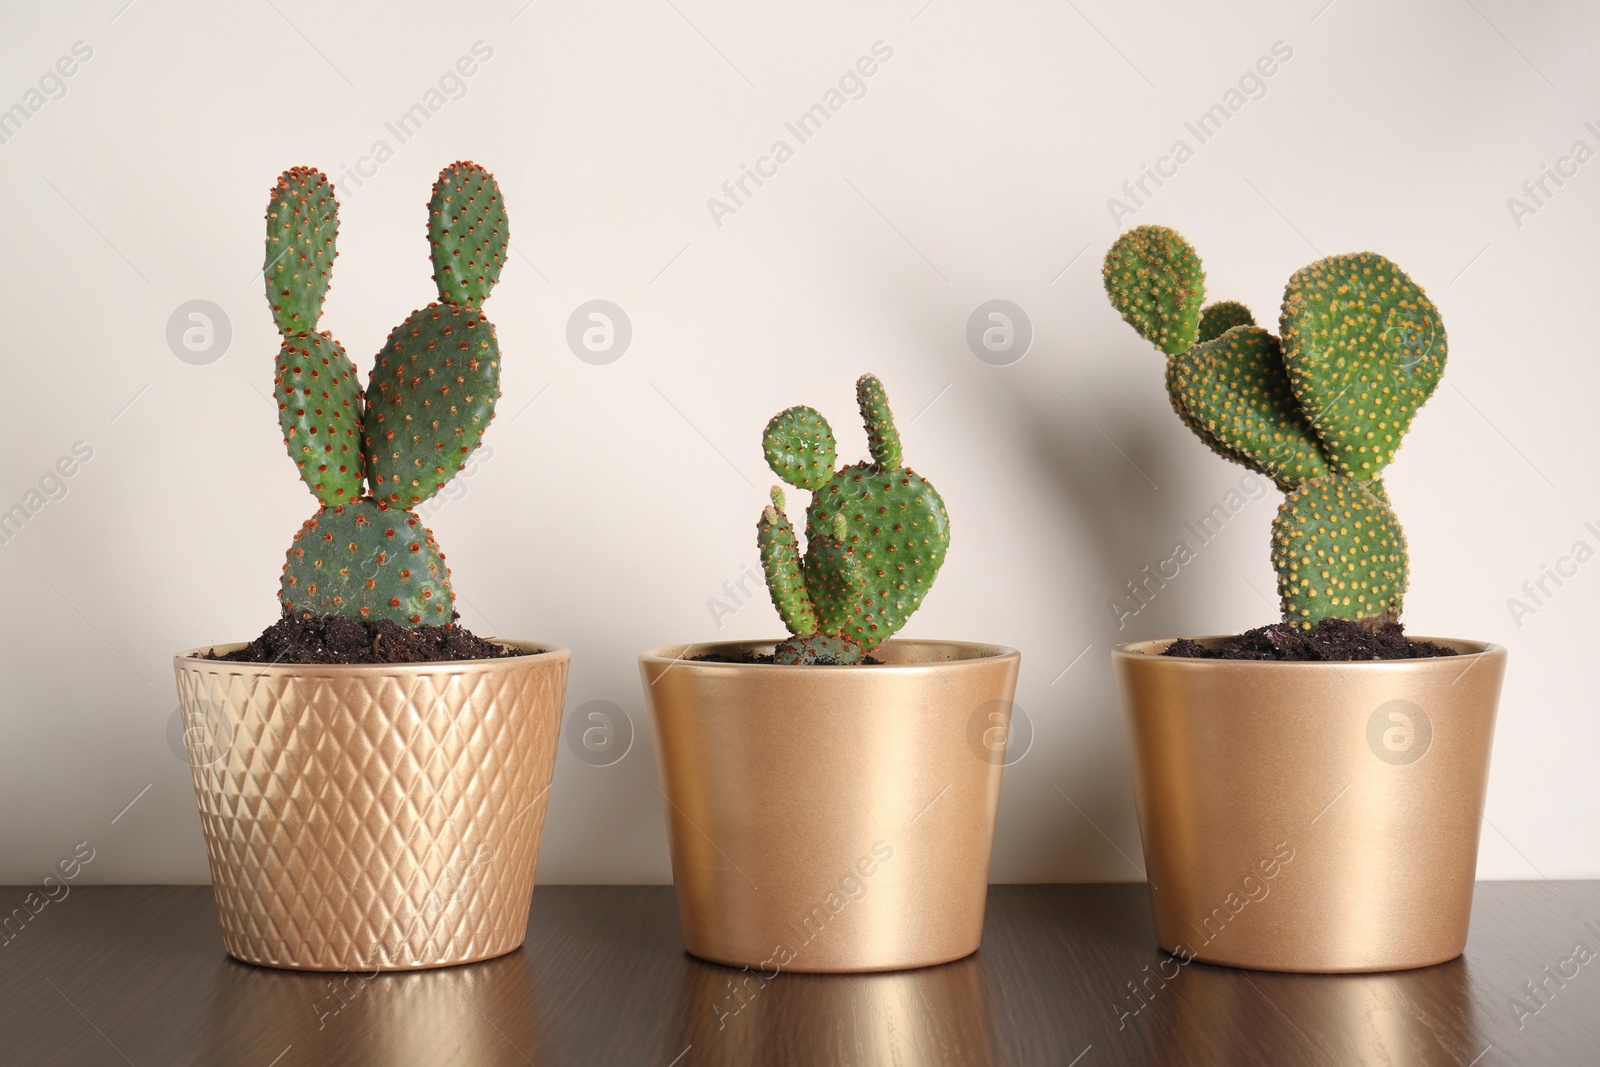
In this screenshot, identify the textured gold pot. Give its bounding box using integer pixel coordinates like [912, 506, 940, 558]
[1114, 637, 1506, 973]
[173, 641, 568, 971]
[640, 638, 1021, 973]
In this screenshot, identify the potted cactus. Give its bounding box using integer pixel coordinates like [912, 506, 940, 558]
[1102, 225, 1506, 972]
[640, 375, 1020, 973]
[172, 163, 569, 972]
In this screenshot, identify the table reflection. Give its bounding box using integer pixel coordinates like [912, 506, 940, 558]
[1149, 955, 1487, 1065]
[200, 950, 545, 1065]
[673, 951, 999, 1066]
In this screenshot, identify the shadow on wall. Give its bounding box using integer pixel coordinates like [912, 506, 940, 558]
[1008, 360, 1202, 877]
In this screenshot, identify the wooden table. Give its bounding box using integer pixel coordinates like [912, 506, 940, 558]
[1, 883, 1595, 1065]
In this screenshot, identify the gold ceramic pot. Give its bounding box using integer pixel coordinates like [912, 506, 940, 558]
[640, 638, 1021, 973]
[172, 641, 568, 971]
[1114, 637, 1506, 973]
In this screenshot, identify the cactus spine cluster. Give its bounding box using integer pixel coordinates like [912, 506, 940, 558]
[757, 375, 950, 664]
[265, 162, 509, 626]
[1103, 225, 1445, 628]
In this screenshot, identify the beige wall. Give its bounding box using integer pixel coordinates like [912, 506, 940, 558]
[1, 0, 1595, 883]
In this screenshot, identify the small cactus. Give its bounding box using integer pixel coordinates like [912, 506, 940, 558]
[428, 162, 508, 309]
[1102, 224, 1205, 356]
[273, 330, 364, 505]
[364, 302, 501, 507]
[280, 500, 453, 625]
[262, 162, 511, 627]
[1103, 225, 1445, 628]
[758, 376, 950, 664]
[263, 167, 337, 335]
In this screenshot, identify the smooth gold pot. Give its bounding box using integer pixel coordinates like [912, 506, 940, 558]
[173, 641, 568, 971]
[640, 639, 1021, 973]
[1114, 637, 1506, 973]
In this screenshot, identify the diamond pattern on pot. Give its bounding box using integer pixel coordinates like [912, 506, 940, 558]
[174, 651, 564, 970]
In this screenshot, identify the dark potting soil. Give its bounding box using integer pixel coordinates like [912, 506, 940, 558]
[690, 651, 885, 666]
[1162, 618, 1458, 662]
[205, 614, 525, 665]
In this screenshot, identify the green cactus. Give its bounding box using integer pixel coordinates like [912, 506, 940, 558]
[1103, 225, 1444, 628]
[273, 331, 364, 505]
[802, 512, 869, 635]
[1168, 325, 1330, 491]
[1271, 475, 1406, 625]
[757, 486, 818, 636]
[280, 500, 453, 625]
[364, 303, 501, 507]
[260, 162, 512, 628]
[1163, 351, 1259, 475]
[1279, 253, 1446, 481]
[1102, 225, 1205, 355]
[429, 162, 508, 310]
[1196, 300, 1255, 344]
[758, 375, 949, 663]
[263, 167, 337, 336]
[762, 407, 837, 491]
[773, 632, 866, 666]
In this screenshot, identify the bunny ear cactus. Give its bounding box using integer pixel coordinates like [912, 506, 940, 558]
[758, 375, 950, 664]
[429, 162, 508, 309]
[1167, 326, 1330, 491]
[364, 302, 502, 507]
[1278, 253, 1446, 480]
[273, 330, 365, 505]
[1196, 300, 1255, 344]
[261, 162, 512, 628]
[1102, 224, 1205, 356]
[264, 167, 337, 335]
[263, 167, 364, 506]
[366, 161, 507, 508]
[280, 500, 453, 624]
[1103, 225, 1445, 628]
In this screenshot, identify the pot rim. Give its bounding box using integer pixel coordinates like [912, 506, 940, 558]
[173, 638, 568, 671]
[640, 636, 1019, 670]
[1114, 635, 1503, 666]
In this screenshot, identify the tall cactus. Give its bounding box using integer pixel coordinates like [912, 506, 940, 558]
[757, 375, 950, 664]
[264, 162, 510, 627]
[1102, 226, 1445, 628]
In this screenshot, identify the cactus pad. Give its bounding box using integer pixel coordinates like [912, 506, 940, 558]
[1164, 357, 1260, 475]
[429, 162, 508, 309]
[280, 500, 453, 626]
[1168, 326, 1331, 490]
[856, 374, 903, 469]
[273, 331, 364, 505]
[1271, 474, 1407, 627]
[763, 406, 837, 491]
[803, 514, 867, 634]
[773, 632, 865, 666]
[757, 490, 818, 636]
[364, 303, 501, 507]
[264, 167, 337, 335]
[1197, 301, 1255, 344]
[1279, 253, 1445, 480]
[807, 463, 949, 652]
[1102, 225, 1204, 356]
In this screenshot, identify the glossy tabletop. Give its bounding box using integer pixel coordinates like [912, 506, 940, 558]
[1, 882, 1595, 1065]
